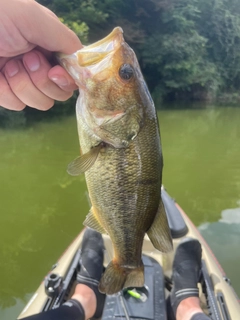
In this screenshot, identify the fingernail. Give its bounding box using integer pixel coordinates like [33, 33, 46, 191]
[24, 52, 40, 71]
[5, 60, 19, 77]
[50, 76, 69, 87]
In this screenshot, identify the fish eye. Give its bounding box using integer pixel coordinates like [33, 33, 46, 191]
[119, 64, 134, 81]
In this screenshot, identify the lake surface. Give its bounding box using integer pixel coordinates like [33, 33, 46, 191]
[0, 107, 240, 319]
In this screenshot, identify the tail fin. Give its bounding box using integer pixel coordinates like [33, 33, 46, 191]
[99, 260, 144, 295]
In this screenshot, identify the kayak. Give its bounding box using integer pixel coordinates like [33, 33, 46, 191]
[18, 188, 240, 320]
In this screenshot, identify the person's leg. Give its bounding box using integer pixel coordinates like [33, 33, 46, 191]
[190, 312, 211, 320]
[21, 227, 105, 320]
[74, 227, 106, 318]
[176, 297, 210, 320]
[21, 299, 85, 320]
[70, 284, 96, 319]
[168, 238, 211, 320]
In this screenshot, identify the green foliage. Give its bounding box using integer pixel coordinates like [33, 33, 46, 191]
[197, 0, 240, 89]
[140, 1, 222, 102]
[38, 0, 109, 43]
[33, 0, 240, 109]
[59, 18, 89, 43]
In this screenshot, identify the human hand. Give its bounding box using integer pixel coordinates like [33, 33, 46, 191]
[0, 0, 82, 111]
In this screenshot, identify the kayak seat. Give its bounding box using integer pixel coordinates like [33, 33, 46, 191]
[162, 188, 188, 238]
[102, 255, 167, 320]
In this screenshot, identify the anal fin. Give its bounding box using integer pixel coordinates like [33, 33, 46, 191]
[147, 201, 173, 253]
[83, 208, 107, 235]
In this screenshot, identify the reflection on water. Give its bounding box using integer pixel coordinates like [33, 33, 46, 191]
[199, 207, 240, 295]
[0, 107, 239, 319]
[161, 107, 240, 225]
[0, 118, 89, 319]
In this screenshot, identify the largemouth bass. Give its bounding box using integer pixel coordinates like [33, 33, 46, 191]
[58, 27, 172, 295]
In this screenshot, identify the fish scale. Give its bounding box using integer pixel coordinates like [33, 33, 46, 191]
[58, 27, 173, 294]
[86, 120, 161, 255]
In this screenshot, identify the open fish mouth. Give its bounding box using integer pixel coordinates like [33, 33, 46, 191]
[57, 27, 124, 83]
[77, 27, 123, 56]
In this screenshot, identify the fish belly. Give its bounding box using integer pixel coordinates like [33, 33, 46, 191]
[83, 119, 162, 293]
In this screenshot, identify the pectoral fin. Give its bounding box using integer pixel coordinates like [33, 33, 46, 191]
[147, 201, 173, 253]
[83, 208, 107, 235]
[67, 144, 101, 176]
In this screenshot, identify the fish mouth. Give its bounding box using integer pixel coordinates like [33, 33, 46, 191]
[78, 27, 123, 58]
[57, 27, 124, 84]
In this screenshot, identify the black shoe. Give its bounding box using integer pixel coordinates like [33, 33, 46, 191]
[77, 227, 106, 319]
[167, 238, 202, 320]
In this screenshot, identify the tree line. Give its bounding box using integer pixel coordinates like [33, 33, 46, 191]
[39, 0, 240, 105]
[1, 0, 240, 128]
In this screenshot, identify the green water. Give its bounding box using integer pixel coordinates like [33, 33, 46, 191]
[0, 107, 240, 319]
